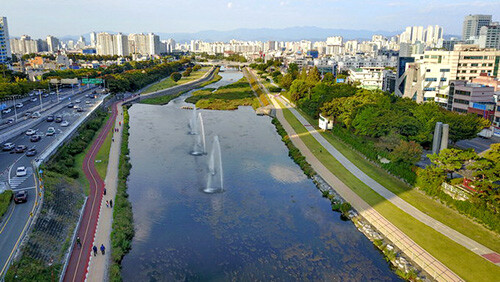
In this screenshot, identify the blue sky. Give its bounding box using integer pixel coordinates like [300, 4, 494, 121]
[3, 0, 500, 38]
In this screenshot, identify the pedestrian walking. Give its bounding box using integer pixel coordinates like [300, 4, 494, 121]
[100, 244, 106, 255]
[110, 199, 113, 208]
[93, 245, 98, 256]
[76, 236, 81, 248]
[112, 138, 114, 142]
[103, 188, 106, 195]
[106, 200, 109, 208]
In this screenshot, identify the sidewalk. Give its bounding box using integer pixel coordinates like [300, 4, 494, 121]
[267, 92, 463, 281]
[86, 103, 124, 281]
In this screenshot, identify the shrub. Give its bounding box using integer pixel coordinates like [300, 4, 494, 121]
[171, 72, 181, 82]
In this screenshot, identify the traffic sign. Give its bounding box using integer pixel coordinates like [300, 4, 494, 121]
[82, 78, 103, 84]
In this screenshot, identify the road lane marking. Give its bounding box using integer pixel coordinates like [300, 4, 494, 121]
[0, 204, 15, 234]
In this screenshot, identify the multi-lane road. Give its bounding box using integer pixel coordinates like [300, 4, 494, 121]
[0, 86, 101, 278]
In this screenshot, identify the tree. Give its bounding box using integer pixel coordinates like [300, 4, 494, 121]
[443, 111, 490, 144]
[171, 72, 181, 82]
[322, 72, 335, 83]
[428, 148, 476, 178]
[352, 105, 395, 137]
[279, 73, 294, 90]
[306, 66, 321, 84]
[288, 63, 299, 79]
[288, 80, 309, 102]
[390, 140, 423, 164]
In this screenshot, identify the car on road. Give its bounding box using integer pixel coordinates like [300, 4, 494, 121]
[77, 107, 84, 112]
[31, 112, 41, 119]
[15, 145, 27, 153]
[31, 97, 37, 102]
[14, 190, 28, 204]
[67, 103, 74, 108]
[75, 99, 81, 103]
[50, 91, 55, 95]
[15, 103, 23, 108]
[2, 143, 15, 151]
[26, 129, 36, 135]
[55, 115, 63, 123]
[5, 118, 14, 124]
[16, 166, 27, 177]
[46, 127, 56, 136]
[30, 135, 42, 142]
[26, 148, 37, 157]
[85, 100, 91, 104]
[61, 121, 69, 127]
[46, 115, 54, 122]
[2, 108, 11, 114]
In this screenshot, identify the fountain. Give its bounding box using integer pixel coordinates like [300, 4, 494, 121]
[205, 135, 224, 193]
[190, 113, 206, 156]
[188, 106, 198, 135]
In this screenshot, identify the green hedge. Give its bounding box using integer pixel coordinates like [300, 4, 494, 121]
[109, 107, 134, 282]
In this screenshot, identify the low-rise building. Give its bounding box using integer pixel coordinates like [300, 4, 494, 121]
[448, 81, 496, 116]
[348, 67, 385, 90]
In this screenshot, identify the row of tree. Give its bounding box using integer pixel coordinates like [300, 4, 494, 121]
[199, 52, 247, 63]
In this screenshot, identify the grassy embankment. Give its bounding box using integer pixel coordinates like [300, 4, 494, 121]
[141, 67, 217, 105]
[294, 106, 500, 251]
[141, 66, 211, 95]
[276, 99, 500, 282]
[0, 190, 13, 219]
[109, 107, 134, 281]
[244, 68, 270, 106]
[185, 77, 259, 110]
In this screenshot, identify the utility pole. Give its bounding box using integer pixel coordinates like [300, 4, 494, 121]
[38, 89, 43, 111]
[13, 96, 18, 122]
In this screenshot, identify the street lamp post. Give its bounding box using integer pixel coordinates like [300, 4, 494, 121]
[38, 89, 43, 112]
[13, 96, 18, 123]
[56, 84, 60, 102]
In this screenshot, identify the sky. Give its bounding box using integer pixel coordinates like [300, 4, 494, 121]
[3, 0, 500, 38]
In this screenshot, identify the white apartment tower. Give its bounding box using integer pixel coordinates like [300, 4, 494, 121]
[96, 32, 115, 55]
[46, 35, 60, 53]
[0, 17, 12, 64]
[90, 32, 97, 47]
[478, 23, 500, 49]
[114, 33, 129, 56]
[462, 15, 492, 40]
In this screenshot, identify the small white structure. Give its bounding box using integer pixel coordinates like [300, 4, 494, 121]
[319, 114, 333, 130]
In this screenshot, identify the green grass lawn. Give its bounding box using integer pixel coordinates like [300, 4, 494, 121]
[142, 67, 211, 94]
[95, 123, 114, 179]
[277, 101, 500, 281]
[185, 78, 259, 110]
[293, 107, 500, 253]
[0, 190, 13, 219]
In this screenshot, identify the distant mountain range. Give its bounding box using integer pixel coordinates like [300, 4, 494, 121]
[56, 26, 459, 43]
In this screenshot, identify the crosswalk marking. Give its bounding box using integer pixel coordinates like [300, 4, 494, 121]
[9, 167, 33, 189]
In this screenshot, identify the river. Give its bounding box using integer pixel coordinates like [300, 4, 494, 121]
[121, 68, 399, 281]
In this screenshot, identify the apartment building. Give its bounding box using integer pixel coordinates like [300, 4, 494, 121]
[0, 17, 11, 64]
[348, 67, 385, 90]
[10, 35, 38, 54]
[448, 81, 496, 122]
[462, 14, 492, 40]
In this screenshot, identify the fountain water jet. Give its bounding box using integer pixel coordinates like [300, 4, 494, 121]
[205, 135, 224, 193]
[190, 113, 206, 156]
[188, 106, 198, 135]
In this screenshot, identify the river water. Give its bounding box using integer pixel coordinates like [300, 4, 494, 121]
[121, 69, 399, 281]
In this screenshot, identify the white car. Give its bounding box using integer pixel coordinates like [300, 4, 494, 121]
[46, 127, 56, 136]
[16, 166, 27, 177]
[85, 100, 91, 104]
[15, 103, 23, 108]
[31, 97, 37, 102]
[75, 99, 81, 103]
[26, 129, 36, 135]
[2, 108, 11, 114]
[61, 121, 69, 127]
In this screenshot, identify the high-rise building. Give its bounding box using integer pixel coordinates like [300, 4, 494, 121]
[462, 14, 492, 40]
[46, 35, 60, 53]
[478, 23, 500, 49]
[10, 35, 38, 54]
[147, 33, 160, 55]
[90, 32, 97, 47]
[400, 25, 442, 45]
[114, 33, 129, 56]
[96, 32, 115, 55]
[0, 17, 12, 64]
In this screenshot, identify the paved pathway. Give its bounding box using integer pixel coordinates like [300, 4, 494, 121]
[249, 69, 499, 265]
[86, 103, 124, 281]
[63, 102, 118, 282]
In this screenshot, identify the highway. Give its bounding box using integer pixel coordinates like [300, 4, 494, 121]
[0, 86, 100, 278]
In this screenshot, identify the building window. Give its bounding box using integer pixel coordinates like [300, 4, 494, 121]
[471, 63, 478, 67]
[464, 56, 484, 60]
[440, 77, 447, 81]
[440, 69, 450, 72]
[425, 78, 437, 81]
[424, 87, 436, 91]
[454, 98, 469, 105]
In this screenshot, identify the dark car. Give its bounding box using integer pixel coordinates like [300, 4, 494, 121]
[55, 115, 63, 123]
[2, 143, 15, 151]
[26, 148, 37, 157]
[15, 145, 27, 153]
[67, 103, 74, 108]
[46, 115, 54, 122]
[30, 135, 41, 142]
[14, 190, 28, 204]
[77, 107, 84, 112]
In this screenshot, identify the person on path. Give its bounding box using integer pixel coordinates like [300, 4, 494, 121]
[100, 244, 106, 255]
[110, 199, 113, 208]
[106, 200, 109, 208]
[76, 236, 81, 248]
[103, 188, 106, 195]
[93, 245, 98, 256]
[112, 138, 114, 142]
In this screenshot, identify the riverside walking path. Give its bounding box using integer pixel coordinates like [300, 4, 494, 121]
[248, 69, 500, 266]
[85, 102, 124, 281]
[63, 102, 119, 282]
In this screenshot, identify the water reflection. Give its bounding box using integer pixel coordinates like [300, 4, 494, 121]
[121, 69, 399, 281]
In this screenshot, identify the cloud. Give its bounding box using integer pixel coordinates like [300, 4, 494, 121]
[227, 2, 233, 9]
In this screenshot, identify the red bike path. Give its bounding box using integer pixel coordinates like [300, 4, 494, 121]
[63, 102, 118, 282]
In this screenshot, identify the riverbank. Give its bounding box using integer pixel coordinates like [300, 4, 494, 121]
[142, 66, 211, 95]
